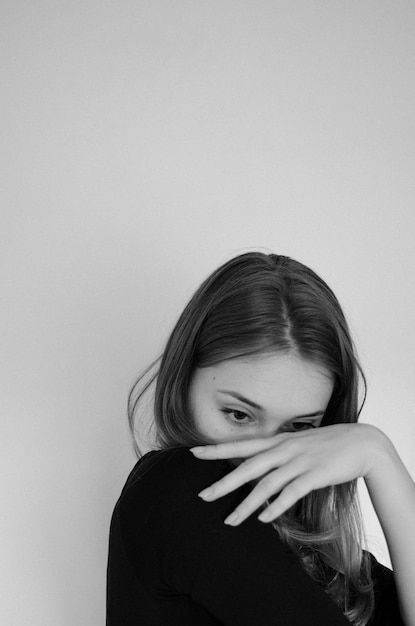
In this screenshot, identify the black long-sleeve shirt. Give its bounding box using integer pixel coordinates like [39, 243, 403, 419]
[106, 447, 403, 625]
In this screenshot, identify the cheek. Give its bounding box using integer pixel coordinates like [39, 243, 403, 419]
[192, 408, 223, 436]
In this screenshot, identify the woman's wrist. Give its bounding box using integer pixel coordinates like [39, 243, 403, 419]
[359, 423, 397, 483]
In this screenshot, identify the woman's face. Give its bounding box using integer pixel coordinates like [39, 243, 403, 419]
[188, 352, 334, 443]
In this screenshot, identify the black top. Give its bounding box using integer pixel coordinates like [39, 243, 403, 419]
[106, 448, 403, 625]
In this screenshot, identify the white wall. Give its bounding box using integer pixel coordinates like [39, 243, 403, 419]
[2, 2, 415, 624]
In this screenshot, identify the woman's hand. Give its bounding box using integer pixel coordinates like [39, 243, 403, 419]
[191, 422, 415, 625]
[190, 422, 385, 526]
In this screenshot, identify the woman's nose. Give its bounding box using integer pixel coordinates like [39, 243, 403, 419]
[261, 423, 283, 438]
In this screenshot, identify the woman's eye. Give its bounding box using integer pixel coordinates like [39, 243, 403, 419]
[221, 409, 253, 425]
[290, 422, 316, 431]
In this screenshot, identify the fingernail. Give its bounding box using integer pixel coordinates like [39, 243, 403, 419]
[224, 512, 239, 526]
[198, 488, 213, 499]
[190, 447, 206, 455]
[258, 510, 272, 522]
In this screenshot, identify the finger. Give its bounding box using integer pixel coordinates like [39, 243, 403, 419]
[197, 444, 294, 501]
[257, 474, 316, 523]
[223, 461, 305, 526]
[190, 434, 286, 460]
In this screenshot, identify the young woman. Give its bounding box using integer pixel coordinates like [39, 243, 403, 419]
[106, 252, 415, 625]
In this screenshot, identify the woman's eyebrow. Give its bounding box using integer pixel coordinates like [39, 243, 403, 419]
[217, 390, 325, 418]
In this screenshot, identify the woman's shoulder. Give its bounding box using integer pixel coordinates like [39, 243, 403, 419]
[110, 449, 353, 626]
[114, 447, 256, 558]
[125, 446, 232, 488]
[117, 447, 239, 516]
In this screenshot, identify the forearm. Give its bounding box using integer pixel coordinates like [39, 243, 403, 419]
[364, 427, 415, 626]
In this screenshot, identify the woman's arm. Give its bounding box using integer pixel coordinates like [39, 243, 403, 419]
[364, 428, 415, 626]
[191, 423, 415, 625]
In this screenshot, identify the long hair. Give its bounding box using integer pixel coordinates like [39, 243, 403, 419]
[128, 251, 374, 625]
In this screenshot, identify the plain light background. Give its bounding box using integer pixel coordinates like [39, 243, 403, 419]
[1, 2, 415, 625]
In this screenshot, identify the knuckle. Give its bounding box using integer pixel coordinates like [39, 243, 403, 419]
[239, 456, 257, 473]
[257, 473, 276, 493]
[285, 481, 303, 500]
[234, 501, 249, 517]
[207, 443, 221, 457]
[282, 437, 299, 452]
